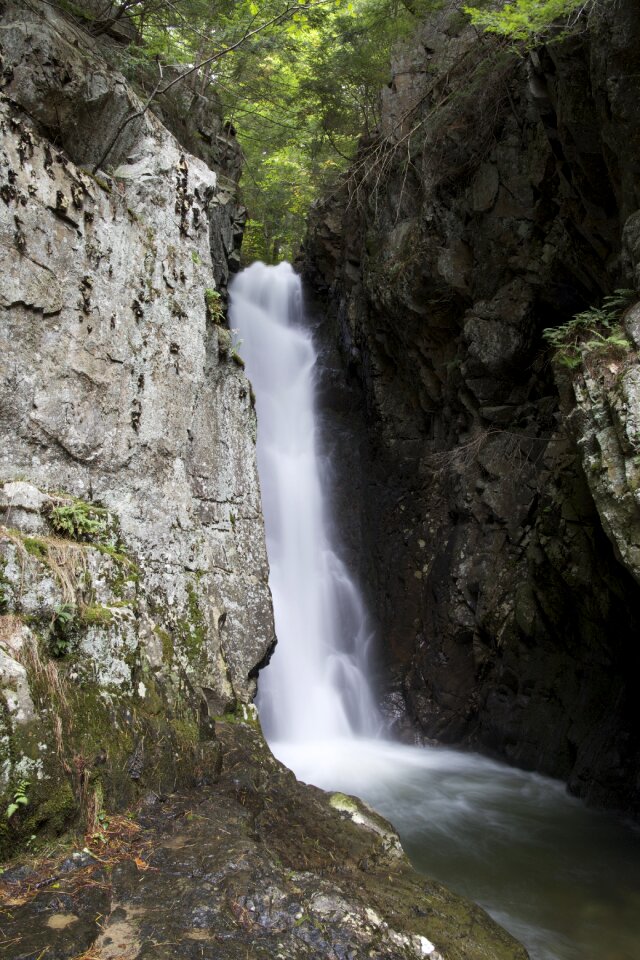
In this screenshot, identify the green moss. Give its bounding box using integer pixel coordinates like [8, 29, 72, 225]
[218, 326, 232, 359]
[26, 780, 76, 837]
[154, 626, 174, 665]
[82, 168, 112, 193]
[100, 546, 139, 602]
[330, 791, 359, 813]
[177, 582, 207, 662]
[2, 657, 213, 858]
[80, 604, 117, 627]
[216, 703, 257, 728]
[3, 526, 135, 608]
[93, 542, 132, 565]
[0, 554, 9, 612]
[20, 536, 49, 562]
[172, 715, 199, 746]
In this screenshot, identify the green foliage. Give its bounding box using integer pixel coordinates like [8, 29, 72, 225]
[48, 500, 108, 542]
[103, 0, 443, 261]
[543, 290, 636, 370]
[63, 0, 595, 255]
[205, 288, 225, 325]
[81, 604, 117, 627]
[235, 0, 433, 261]
[6, 779, 30, 820]
[22, 537, 49, 562]
[464, 0, 589, 44]
[48, 603, 78, 658]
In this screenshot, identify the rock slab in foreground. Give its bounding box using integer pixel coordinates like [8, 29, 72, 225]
[0, 721, 528, 960]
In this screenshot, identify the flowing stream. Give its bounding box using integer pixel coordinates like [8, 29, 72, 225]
[229, 261, 640, 960]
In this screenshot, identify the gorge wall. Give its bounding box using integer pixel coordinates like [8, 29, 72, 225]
[0, 0, 274, 853]
[0, 8, 536, 958]
[304, 0, 640, 815]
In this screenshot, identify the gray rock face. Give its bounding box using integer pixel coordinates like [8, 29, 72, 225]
[0, 0, 274, 848]
[303, 0, 640, 814]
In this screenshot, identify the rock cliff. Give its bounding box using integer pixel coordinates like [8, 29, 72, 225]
[304, 0, 640, 814]
[0, 0, 274, 854]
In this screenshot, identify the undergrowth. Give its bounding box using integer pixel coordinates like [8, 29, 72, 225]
[543, 289, 636, 370]
[47, 500, 109, 543]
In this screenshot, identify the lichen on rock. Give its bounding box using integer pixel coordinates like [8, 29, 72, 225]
[0, 721, 529, 960]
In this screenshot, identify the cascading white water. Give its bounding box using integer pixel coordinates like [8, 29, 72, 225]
[229, 261, 380, 742]
[229, 262, 640, 960]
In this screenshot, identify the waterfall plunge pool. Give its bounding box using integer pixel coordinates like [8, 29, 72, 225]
[274, 737, 640, 960]
[230, 262, 640, 960]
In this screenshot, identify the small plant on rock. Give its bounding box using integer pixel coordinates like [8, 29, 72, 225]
[205, 288, 225, 325]
[543, 289, 636, 370]
[6, 779, 29, 820]
[48, 603, 79, 658]
[48, 500, 108, 542]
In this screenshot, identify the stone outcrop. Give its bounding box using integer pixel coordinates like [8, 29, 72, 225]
[0, 717, 528, 960]
[303, 0, 640, 814]
[0, 0, 275, 854]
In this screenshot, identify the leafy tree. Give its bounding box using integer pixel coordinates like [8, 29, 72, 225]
[464, 0, 591, 43]
[70, 0, 591, 262]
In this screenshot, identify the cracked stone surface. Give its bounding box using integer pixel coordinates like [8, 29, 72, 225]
[0, 0, 274, 850]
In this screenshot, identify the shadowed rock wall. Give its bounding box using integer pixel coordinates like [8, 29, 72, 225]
[304, 1, 640, 814]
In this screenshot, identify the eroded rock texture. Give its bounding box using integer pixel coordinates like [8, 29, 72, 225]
[304, 1, 640, 813]
[0, 0, 274, 852]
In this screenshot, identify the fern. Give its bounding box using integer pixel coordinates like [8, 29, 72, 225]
[465, 0, 589, 44]
[6, 779, 29, 819]
[543, 289, 636, 369]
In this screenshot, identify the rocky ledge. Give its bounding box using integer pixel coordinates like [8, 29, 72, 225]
[1, 718, 528, 960]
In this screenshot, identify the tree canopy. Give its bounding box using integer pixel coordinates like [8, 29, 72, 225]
[104, 0, 434, 262]
[77, 0, 594, 263]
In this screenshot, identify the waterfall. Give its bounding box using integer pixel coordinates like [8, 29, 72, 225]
[228, 261, 640, 960]
[229, 260, 380, 743]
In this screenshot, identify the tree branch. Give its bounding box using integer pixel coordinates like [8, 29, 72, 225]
[91, 0, 333, 174]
